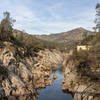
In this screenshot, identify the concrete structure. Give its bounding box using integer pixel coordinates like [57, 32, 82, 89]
[77, 45, 92, 51]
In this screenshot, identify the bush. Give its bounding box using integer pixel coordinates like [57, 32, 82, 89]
[69, 44, 100, 77]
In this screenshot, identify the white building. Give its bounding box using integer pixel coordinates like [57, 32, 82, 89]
[77, 45, 92, 51]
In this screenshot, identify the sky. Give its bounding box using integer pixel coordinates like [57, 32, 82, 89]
[0, 0, 99, 35]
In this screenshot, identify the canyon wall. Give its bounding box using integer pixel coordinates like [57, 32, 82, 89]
[62, 57, 100, 100]
[0, 42, 64, 100]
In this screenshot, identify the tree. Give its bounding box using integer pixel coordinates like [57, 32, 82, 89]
[0, 11, 15, 41]
[93, 3, 100, 32]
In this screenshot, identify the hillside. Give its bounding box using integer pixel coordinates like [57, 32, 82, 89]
[35, 27, 95, 43]
[12, 27, 95, 52]
[12, 29, 66, 53]
[34, 27, 95, 51]
[62, 31, 100, 100]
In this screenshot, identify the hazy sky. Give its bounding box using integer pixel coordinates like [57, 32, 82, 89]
[0, 0, 99, 34]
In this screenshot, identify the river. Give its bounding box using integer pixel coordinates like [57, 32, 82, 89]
[37, 64, 73, 100]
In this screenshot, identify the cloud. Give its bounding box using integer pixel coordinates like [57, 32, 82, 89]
[0, 0, 97, 35]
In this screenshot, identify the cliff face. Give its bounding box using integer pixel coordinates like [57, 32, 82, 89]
[33, 49, 63, 89]
[62, 58, 100, 100]
[0, 42, 64, 100]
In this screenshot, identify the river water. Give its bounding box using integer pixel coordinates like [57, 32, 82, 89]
[37, 64, 73, 100]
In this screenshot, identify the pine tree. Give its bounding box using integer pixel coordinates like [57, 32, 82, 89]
[0, 11, 15, 41]
[93, 3, 100, 32]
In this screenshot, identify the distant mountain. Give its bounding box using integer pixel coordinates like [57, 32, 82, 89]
[35, 27, 95, 44]
[12, 27, 96, 52]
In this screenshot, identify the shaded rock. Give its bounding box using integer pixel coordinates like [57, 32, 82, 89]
[8, 96, 17, 100]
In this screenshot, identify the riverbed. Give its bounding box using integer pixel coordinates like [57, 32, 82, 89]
[37, 64, 73, 100]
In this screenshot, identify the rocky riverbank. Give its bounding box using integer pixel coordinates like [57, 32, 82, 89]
[62, 56, 100, 100]
[33, 49, 64, 89]
[0, 41, 64, 100]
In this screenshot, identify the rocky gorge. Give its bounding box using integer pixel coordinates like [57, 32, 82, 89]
[0, 41, 99, 100]
[0, 41, 64, 100]
[0, 4, 99, 99]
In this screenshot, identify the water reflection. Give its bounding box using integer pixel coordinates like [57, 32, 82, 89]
[37, 64, 73, 100]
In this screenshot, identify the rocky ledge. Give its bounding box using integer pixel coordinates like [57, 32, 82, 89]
[0, 42, 64, 100]
[62, 58, 100, 100]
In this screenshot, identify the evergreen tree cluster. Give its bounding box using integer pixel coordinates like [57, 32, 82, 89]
[0, 11, 15, 41]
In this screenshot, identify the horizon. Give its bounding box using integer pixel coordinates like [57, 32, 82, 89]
[0, 0, 100, 35]
[34, 27, 95, 35]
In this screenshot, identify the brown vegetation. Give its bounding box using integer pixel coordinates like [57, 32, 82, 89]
[68, 32, 100, 80]
[13, 30, 67, 55]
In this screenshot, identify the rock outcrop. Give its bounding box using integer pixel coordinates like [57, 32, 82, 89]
[33, 49, 63, 89]
[0, 42, 38, 100]
[53, 74, 57, 80]
[0, 42, 63, 100]
[62, 58, 100, 100]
